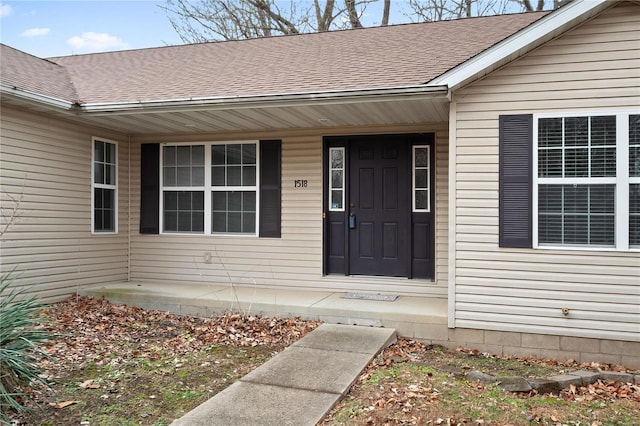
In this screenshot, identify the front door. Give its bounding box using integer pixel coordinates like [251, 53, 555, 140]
[349, 137, 409, 276]
[323, 133, 435, 279]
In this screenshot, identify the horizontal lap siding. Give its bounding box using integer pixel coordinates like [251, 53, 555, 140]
[0, 106, 129, 303]
[452, 2, 640, 341]
[130, 125, 449, 296]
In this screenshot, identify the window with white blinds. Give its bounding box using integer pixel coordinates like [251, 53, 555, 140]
[630, 114, 640, 247]
[534, 112, 639, 250]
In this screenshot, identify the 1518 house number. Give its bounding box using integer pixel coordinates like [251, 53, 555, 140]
[294, 180, 308, 188]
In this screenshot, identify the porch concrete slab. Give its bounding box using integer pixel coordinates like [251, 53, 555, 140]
[83, 281, 227, 306]
[170, 381, 337, 426]
[207, 285, 333, 315]
[311, 292, 448, 324]
[81, 282, 448, 340]
[293, 323, 396, 354]
[81, 282, 335, 316]
[242, 346, 373, 394]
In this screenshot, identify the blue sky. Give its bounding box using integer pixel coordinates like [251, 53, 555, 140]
[0, 1, 183, 58]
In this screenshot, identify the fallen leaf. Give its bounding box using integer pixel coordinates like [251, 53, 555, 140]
[54, 400, 79, 409]
[79, 379, 100, 389]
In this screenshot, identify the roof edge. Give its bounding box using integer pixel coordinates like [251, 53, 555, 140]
[430, 0, 612, 90]
[79, 84, 450, 114]
[1, 83, 76, 110]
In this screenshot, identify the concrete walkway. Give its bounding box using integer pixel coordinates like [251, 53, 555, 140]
[170, 323, 397, 426]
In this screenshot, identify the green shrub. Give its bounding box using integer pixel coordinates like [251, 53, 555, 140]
[0, 275, 53, 425]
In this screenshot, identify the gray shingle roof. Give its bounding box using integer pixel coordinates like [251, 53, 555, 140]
[2, 12, 546, 105]
[0, 44, 78, 102]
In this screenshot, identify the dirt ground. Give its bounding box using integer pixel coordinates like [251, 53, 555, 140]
[8, 296, 640, 426]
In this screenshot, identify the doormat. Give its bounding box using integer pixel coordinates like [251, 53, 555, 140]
[342, 292, 398, 302]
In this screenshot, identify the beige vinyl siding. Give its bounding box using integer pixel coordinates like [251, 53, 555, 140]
[0, 105, 129, 303]
[452, 2, 640, 341]
[130, 124, 449, 297]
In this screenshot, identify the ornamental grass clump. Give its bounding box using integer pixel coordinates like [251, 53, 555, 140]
[0, 275, 53, 425]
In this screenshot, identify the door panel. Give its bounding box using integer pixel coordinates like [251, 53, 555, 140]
[349, 137, 409, 277]
[323, 133, 434, 280]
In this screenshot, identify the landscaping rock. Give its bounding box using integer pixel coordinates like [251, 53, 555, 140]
[466, 371, 496, 384]
[635, 375, 640, 385]
[548, 374, 582, 389]
[527, 379, 561, 394]
[598, 370, 633, 383]
[568, 370, 600, 385]
[497, 377, 532, 392]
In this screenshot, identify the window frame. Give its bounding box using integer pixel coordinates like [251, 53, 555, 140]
[159, 140, 260, 236]
[91, 137, 118, 234]
[533, 110, 636, 251]
[328, 147, 345, 212]
[412, 145, 431, 213]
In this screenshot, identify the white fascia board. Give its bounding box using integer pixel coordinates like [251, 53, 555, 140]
[0, 83, 75, 110]
[429, 0, 610, 91]
[79, 84, 449, 114]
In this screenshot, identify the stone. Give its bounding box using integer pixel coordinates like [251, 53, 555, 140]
[497, 377, 532, 392]
[466, 371, 496, 384]
[598, 370, 634, 383]
[548, 374, 583, 389]
[567, 370, 600, 385]
[634, 375, 640, 385]
[527, 379, 561, 394]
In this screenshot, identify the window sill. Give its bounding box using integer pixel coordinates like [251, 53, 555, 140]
[535, 244, 640, 253]
[158, 232, 258, 238]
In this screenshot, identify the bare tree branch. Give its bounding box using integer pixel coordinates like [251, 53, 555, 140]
[162, 0, 563, 43]
[345, 0, 364, 28]
[162, 0, 395, 42]
[1, 191, 24, 238]
[381, 0, 390, 26]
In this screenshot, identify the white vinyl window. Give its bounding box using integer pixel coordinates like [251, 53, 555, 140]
[328, 147, 345, 211]
[92, 138, 117, 233]
[629, 114, 640, 247]
[160, 141, 258, 234]
[534, 112, 639, 250]
[412, 145, 430, 212]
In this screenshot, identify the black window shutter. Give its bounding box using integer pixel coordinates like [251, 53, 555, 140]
[259, 140, 282, 238]
[140, 143, 160, 234]
[499, 115, 533, 248]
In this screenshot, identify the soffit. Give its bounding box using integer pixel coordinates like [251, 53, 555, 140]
[1, 93, 450, 135]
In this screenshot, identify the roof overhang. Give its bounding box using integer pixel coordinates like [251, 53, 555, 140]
[1, 84, 450, 135]
[1, 0, 616, 135]
[430, 0, 612, 91]
[1, 83, 77, 110]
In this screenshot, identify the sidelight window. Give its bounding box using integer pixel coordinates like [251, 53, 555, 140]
[412, 145, 430, 212]
[328, 147, 345, 211]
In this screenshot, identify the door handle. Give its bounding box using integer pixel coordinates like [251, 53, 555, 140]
[349, 202, 356, 229]
[349, 213, 356, 229]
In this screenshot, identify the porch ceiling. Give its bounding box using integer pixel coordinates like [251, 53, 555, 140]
[1, 90, 450, 135]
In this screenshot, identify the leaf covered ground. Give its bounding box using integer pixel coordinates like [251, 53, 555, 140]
[322, 339, 640, 426]
[11, 295, 320, 425]
[8, 296, 640, 426]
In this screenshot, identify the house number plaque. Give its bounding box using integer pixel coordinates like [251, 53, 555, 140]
[294, 179, 308, 188]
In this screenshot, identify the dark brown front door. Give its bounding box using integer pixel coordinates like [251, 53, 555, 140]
[323, 133, 434, 280]
[348, 137, 409, 276]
